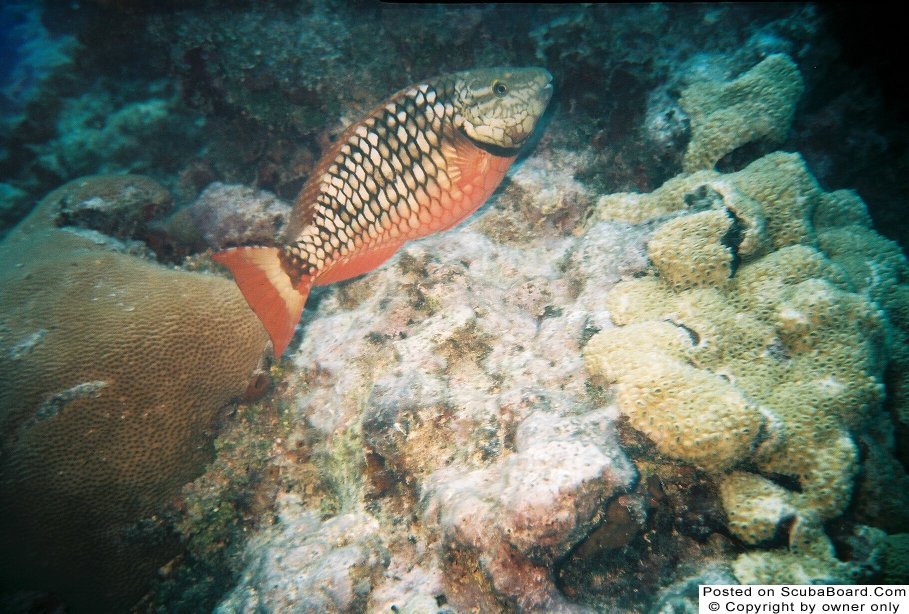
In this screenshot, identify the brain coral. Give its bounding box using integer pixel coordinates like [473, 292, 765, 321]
[680, 54, 804, 172]
[0, 184, 268, 610]
[584, 151, 909, 582]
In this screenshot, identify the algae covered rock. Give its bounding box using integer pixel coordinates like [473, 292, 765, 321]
[213, 191, 646, 611]
[0, 180, 268, 610]
[35, 92, 201, 182]
[40, 173, 174, 240]
[216, 493, 389, 613]
[184, 181, 292, 250]
[422, 404, 636, 611]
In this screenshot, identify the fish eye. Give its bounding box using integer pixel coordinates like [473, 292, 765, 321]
[493, 81, 508, 97]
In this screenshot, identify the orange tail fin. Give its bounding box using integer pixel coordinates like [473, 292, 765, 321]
[212, 246, 310, 358]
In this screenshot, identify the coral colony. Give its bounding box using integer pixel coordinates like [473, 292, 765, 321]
[1, 4, 908, 612]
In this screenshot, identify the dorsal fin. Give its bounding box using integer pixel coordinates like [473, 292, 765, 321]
[285, 141, 342, 239]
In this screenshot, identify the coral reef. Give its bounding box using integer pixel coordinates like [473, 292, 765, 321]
[198, 146, 906, 610]
[585, 151, 909, 583]
[31, 87, 203, 184]
[585, 319, 774, 475]
[183, 182, 291, 250]
[217, 493, 389, 613]
[528, 5, 822, 191]
[422, 405, 636, 611]
[0, 179, 268, 610]
[680, 54, 805, 172]
[647, 209, 742, 290]
[149, 393, 291, 611]
[202, 167, 650, 610]
[883, 533, 909, 584]
[853, 436, 909, 533]
[0, 2, 75, 122]
[0, 182, 30, 238]
[732, 522, 885, 585]
[476, 148, 595, 244]
[38, 173, 173, 240]
[149, 3, 513, 136]
[595, 169, 722, 224]
[3, 3, 840, 229]
[1, 2, 908, 611]
[651, 566, 740, 613]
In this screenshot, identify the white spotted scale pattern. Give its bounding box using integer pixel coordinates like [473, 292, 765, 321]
[284, 83, 458, 280]
[212, 67, 552, 358]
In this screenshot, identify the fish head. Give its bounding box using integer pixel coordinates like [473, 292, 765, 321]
[453, 67, 553, 155]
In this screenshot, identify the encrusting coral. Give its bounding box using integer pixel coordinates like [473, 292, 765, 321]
[596, 54, 805, 224]
[0, 176, 269, 610]
[679, 54, 804, 172]
[732, 521, 886, 585]
[585, 150, 909, 583]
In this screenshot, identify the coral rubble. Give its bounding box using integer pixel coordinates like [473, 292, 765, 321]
[206, 160, 649, 610]
[183, 181, 292, 250]
[217, 493, 389, 613]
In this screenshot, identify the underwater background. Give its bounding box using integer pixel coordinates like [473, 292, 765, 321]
[1, 2, 908, 612]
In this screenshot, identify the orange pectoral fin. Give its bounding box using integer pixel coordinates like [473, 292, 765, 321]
[314, 241, 404, 285]
[212, 246, 310, 357]
[436, 131, 517, 233]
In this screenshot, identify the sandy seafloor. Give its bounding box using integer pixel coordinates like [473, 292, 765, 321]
[1, 2, 908, 612]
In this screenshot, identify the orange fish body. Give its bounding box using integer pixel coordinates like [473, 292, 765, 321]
[214, 67, 553, 356]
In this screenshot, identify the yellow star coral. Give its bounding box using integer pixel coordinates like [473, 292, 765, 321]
[585, 151, 909, 582]
[680, 54, 805, 172]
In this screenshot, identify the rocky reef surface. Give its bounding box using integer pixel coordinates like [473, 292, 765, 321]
[204, 154, 906, 612]
[1, 2, 908, 612]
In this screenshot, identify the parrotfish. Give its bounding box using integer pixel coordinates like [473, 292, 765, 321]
[214, 67, 554, 357]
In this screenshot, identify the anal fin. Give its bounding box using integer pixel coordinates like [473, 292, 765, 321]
[212, 246, 310, 357]
[314, 241, 404, 285]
